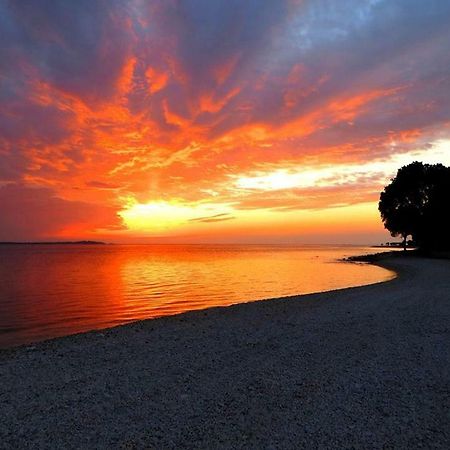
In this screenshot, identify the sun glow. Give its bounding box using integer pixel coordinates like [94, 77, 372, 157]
[115, 140, 450, 240]
[119, 199, 234, 234]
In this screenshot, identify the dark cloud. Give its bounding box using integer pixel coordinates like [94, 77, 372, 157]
[85, 181, 121, 190]
[2, 0, 132, 102]
[188, 213, 234, 223]
[148, 0, 290, 79]
[0, 184, 123, 241]
[207, 0, 450, 139]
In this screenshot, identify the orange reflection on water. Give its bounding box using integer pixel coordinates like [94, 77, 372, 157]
[0, 244, 394, 348]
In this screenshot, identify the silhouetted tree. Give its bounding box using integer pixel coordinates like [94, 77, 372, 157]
[379, 162, 450, 251]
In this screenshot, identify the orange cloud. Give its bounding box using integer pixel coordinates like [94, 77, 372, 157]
[1, 0, 450, 243]
[145, 66, 169, 94]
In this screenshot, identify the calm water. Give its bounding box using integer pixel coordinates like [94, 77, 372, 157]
[0, 244, 395, 348]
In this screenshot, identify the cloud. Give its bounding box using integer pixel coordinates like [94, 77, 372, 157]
[85, 181, 121, 190]
[188, 213, 235, 223]
[0, 184, 123, 241]
[0, 0, 449, 239]
[2, 0, 132, 102]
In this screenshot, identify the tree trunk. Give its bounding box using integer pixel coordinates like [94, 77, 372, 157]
[403, 234, 407, 251]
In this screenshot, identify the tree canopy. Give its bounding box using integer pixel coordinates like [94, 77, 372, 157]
[379, 162, 450, 251]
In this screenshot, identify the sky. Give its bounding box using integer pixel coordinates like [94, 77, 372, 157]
[1, 0, 449, 244]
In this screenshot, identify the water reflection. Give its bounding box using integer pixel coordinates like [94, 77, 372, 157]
[0, 244, 394, 348]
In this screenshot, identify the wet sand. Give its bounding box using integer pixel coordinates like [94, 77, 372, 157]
[1, 254, 449, 448]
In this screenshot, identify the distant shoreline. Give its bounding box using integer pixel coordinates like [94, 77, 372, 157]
[0, 240, 107, 245]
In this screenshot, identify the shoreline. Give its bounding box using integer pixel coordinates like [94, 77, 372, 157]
[0, 248, 397, 352]
[1, 254, 449, 448]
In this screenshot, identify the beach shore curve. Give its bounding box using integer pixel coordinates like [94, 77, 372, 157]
[1, 254, 449, 448]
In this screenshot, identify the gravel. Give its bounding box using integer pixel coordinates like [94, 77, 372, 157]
[0, 255, 449, 449]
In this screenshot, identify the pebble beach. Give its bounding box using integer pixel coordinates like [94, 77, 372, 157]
[1, 254, 449, 448]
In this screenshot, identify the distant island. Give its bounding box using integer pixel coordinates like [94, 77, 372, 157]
[0, 241, 107, 245]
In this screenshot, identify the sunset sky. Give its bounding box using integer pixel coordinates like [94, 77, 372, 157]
[1, 0, 449, 243]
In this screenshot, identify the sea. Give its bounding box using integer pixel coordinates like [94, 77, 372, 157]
[0, 244, 395, 348]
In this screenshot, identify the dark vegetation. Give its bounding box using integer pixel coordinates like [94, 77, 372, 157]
[379, 162, 450, 251]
